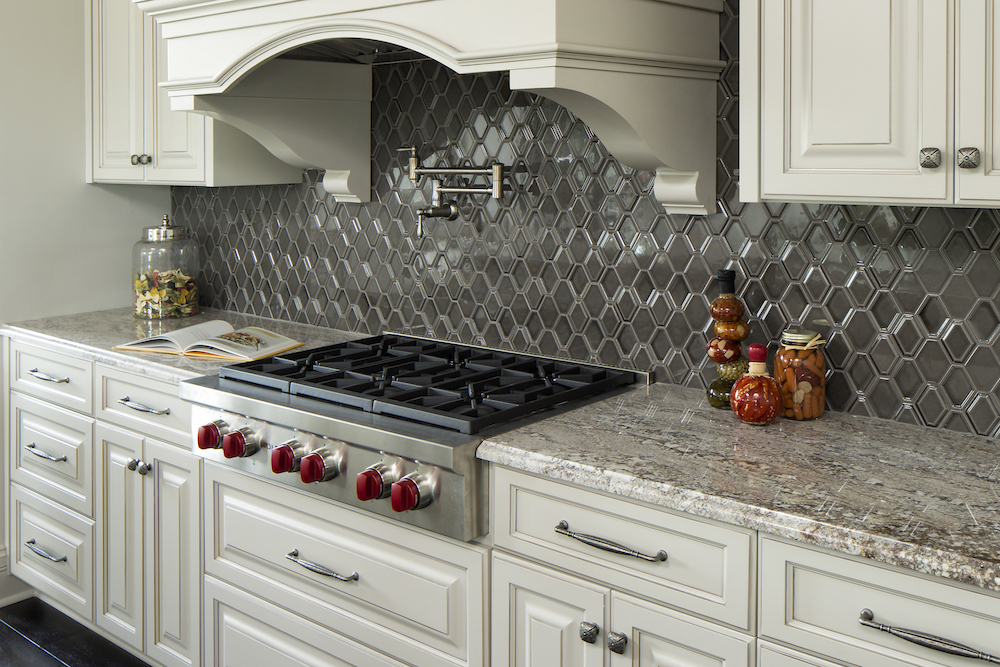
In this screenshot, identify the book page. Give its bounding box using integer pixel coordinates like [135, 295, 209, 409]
[183, 326, 302, 360]
[115, 320, 234, 353]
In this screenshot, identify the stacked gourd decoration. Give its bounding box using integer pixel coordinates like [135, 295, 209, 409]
[705, 269, 751, 408]
[730, 343, 783, 425]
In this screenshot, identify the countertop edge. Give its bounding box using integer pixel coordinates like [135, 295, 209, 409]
[478, 440, 1000, 594]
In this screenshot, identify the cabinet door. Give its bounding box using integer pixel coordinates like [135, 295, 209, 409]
[492, 552, 607, 667]
[144, 440, 200, 667]
[95, 422, 144, 651]
[609, 593, 753, 667]
[956, 0, 1000, 204]
[90, 0, 145, 181]
[144, 12, 205, 184]
[756, 0, 950, 203]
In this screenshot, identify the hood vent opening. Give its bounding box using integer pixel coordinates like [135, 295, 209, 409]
[140, 0, 724, 213]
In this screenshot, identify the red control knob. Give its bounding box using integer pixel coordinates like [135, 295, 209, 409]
[197, 421, 227, 450]
[391, 478, 420, 512]
[356, 469, 384, 501]
[221, 431, 246, 458]
[271, 444, 297, 473]
[300, 453, 327, 484]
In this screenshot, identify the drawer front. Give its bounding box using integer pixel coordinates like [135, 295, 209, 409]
[10, 341, 93, 414]
[205, 576, 407, 667]
[759, 642, 853, 667]
[493, 466, 754, 630]
[10, 483, 94, 621]
[760, 537, 1000, 667]
[9, 393, 94, 516]
[205, 464, 486, 667]
[96, 364, 189, 446]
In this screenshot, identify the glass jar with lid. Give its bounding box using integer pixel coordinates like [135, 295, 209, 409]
[133, 215, 200, 319]
[774, 328, 826, 420]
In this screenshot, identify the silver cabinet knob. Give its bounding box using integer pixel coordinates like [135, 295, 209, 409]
[126, 458, 139, 471]
[579, 621, 599, 644]
[607, 631, 628, 654]
[131, 154, 140, 165]
[136, 461, 152, 475]
[919, 148, 942, 168]
[138, 154, 152, 165]
[958, 147, 981, 169]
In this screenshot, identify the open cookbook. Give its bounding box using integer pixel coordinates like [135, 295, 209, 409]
[114, 320, 303, 361]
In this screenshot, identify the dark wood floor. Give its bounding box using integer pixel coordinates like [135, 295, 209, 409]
[0, 598, 150, 667]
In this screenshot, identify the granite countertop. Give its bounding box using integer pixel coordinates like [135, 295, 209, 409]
[6, 309, 1000, 593]
[1, 307, 360, 383]
[480, 382, 1000, 593]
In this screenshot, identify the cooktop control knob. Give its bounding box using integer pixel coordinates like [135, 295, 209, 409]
[356, 461, 399, 501]
[197, 420, 230, 450]
[271, 439, 306, 474]
[221, 427, 260, 459]
[390, 472, 434, 512]
[299, 448, 343, 484]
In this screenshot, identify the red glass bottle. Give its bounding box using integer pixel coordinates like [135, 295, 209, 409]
[730, 344, 782, 425]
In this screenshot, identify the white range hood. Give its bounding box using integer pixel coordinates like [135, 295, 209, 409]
[134, 0, 724, 213]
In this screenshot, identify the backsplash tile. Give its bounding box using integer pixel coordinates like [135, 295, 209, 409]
[173, 0, 1000, 439]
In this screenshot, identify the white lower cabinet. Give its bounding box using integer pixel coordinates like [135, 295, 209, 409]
[95, 421, 200, 667]
[758, 642, 842, 667]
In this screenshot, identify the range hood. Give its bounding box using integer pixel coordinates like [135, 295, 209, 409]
[134, 0, 724, 213]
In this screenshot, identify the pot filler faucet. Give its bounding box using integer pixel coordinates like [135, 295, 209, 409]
[398, 147, 506, 237]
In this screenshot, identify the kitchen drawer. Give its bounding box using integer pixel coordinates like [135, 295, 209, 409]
[10, 483, 94, 621]
[758, 642, 847, 667]
[9, 393, 94, 517]
[205, 464, 487, 667]
[205, 576, 407, 667]
[760, 536, 1000, 667]
[9, 340, 93, 414]
[493, 466, 755, 630]
[95, 364, 190, 446]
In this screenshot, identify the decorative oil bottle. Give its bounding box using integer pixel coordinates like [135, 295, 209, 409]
[730, 343, 782, 425]
[705, 269, 751, 408]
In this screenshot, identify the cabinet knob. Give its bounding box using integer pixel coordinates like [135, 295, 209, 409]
[919, 147, 942, 169]
[607, 631, 628, 654]
[579, 621, 600, 644]
[136, 461, 152, 476]
[131, 154, 140, 165]
[126, 458, 139, 471]
[958, 147, 981, 169]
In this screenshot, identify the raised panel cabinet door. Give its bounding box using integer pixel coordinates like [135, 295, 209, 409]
[492, 552, 607, 667]
[956, 0, 1000, 204]
[144, 440, 200, 667]
[608, 593, 753, 667]
[94, 422, 144, 651]
[757, 0, 950, 203]
[144, 12, 205, 184]
[90, 0, 146, 181]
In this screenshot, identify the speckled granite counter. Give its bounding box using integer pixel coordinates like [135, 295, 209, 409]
[480, 382, 1000, 593]
[2, 308, 360, 383]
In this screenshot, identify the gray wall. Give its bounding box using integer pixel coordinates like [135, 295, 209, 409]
[173, 1, 1000, 439]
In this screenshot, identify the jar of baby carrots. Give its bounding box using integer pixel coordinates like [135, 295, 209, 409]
[774, 329, 826, 420]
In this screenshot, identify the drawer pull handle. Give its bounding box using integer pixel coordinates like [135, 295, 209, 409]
[579, 621, 600, 644]
[607, 630, 628, 654]
[118, 397, 170, 416]
[285, 550, 359, 582]
[860, 609, 1000, 664]
[27, 369, 69, 384]
[555, 521, 667, 562]
[24, 444, 68, 463]
[24, 539, 67, 563]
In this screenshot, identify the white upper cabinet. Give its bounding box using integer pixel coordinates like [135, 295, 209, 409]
[86, 0, 302, 186]
[742, 0, 1000, 207]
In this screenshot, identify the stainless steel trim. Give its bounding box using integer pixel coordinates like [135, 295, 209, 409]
[580, 621, 600, 644]
[27, 368, 69, 384]
[24, 444, 68, 463]
[285, 549, 359, 582]
[119, 396, 170, 416]
[555, 520, 668, 562]
[859, 609, 1000, 663]
[25, 539, 67, 563]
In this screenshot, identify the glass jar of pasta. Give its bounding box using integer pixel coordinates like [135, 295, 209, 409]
[132, 215, 200, 319]
[774, 329, 826, 420]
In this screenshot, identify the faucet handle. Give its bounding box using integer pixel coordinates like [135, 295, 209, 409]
[397, 146, 419, 181]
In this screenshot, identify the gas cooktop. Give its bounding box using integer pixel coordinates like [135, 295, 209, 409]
[217, 334, 637, 434]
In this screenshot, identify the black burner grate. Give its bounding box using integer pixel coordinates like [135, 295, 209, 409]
[219, 335, 635, 433]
